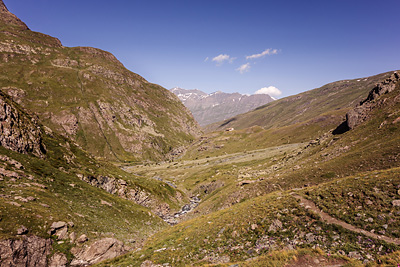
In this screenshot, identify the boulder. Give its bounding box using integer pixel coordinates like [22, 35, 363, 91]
[49, 252, 68, 267]
[51, 221, 67, 230]
[268, 219, 283, 232]
[392, 200, 400, 207]
[49, 221, 68, 240]
[76, 234, 88, 244]
[16, 225, 28, 235]
[69, 232, 77, 243]
[71, 238, 127, 266]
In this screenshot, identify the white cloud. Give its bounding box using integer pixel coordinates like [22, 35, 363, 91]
[254, 86, 282, 97]
[236, 63, 251, 74]
[212, 54, 235, 65]
[246, 48, 279, 60]
[204, 57, 209, 62]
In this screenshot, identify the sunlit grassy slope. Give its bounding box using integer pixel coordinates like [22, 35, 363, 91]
[206, 71, 395, 132]
[102, 72, 400, 266]
[0, 22, 199, 162]
[99, 167, 400, 266]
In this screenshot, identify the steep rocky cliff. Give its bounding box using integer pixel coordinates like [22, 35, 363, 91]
[0, 2, 200, 162]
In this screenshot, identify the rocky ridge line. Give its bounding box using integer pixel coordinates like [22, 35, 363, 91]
[0, 0, 29, 30]
[171, 87, 274, 126]
[334, 71, 400, 133]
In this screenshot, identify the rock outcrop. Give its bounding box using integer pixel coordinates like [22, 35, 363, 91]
[79, 174, 172, 218]
[0, 236, 52, 266]
[0, 0, 29, 30]
[71, 238, 127, 266]
[362, 71, 400, 104]
[49, 221, 69, 240]
[0, 91, 45, 157]
[49, 253, 68, 267]
[333, 71, 400, 134]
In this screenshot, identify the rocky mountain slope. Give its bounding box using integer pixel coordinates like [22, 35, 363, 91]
[0, 85, 189, 265]
[207, 71, 396, 133]
[0, 0, 200, 162]
[171, 87, 274, 126]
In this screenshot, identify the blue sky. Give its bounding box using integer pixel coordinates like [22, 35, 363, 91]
[5, 0, 400, 98]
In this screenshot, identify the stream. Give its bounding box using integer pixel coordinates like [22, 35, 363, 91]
[161, 196, 201, 225]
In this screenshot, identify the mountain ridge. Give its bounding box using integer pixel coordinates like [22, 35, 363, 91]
[0, 5, 201, 162]
[206, 71, 397, 132]
[0, 0, 29, 30]
[171, 87, 274, 126]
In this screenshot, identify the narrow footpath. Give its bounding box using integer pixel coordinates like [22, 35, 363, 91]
[292, 194, 400, 246]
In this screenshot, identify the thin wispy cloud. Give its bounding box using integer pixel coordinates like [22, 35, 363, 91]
[204, 57, 209, 62]
[246, 48, 279, 60]
[254, 86, 282, 97]
[236, 63, 251, 74]
[212, 54, 235, 65]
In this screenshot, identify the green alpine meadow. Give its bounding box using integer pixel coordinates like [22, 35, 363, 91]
[1, 1, 400, 266]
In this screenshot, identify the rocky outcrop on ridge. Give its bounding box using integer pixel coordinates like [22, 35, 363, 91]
[334, 71, 400, 134]
[0, 0, 29, 30]
[0, 91, 45, 157]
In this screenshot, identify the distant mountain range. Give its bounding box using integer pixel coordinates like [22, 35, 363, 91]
[170, 87, 274, 126]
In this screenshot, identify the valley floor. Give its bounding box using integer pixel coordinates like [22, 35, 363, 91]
[108, 139, 400, 266]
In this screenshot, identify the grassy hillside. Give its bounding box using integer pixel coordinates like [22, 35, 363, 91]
[100, 168, 400, 266]
[206, 71, 396, 132]
[104, 70, 400, 266]
[2, 2, 400, 266]
[182, 108, 343, 161]
[0, 21, 200, 162]
[0, 89, 193, 265]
